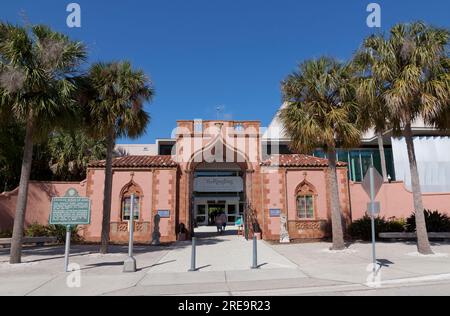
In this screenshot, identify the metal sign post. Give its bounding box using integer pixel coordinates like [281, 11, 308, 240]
[369, 167, 377, 274]
[363, 166, 383, 274]
[64, 225, 71, 272]
[123, 194, 137, 273]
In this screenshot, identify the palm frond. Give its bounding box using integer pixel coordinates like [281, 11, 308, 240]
[280, 57, 362, 155]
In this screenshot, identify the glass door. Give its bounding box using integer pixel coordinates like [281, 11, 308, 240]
[227, 203, 239, 225]
[208, 203, 226, 226]
[195, 204, 208, 226]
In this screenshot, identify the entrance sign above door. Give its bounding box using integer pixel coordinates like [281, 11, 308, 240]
[194, 177, 243, 193]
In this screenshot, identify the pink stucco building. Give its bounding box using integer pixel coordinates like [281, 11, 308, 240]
[1, 119, 450, 243]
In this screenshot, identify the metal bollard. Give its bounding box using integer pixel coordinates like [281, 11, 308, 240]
[188, 237, 197, 272]
[251, 235, 258, 269]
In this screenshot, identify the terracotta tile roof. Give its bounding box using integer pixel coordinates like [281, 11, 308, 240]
[261, 154, 347, 168]
[89, 156, 178, 169]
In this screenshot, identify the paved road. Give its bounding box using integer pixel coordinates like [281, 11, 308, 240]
[2, 227, 450, 296]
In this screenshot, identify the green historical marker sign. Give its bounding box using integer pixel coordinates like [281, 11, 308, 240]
[50, 188, 91, 225]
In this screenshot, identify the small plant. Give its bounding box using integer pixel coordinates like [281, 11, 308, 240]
[406, 210, 450, 233]
[386, 217, 407, 233]
[48, 225, 83, 243]
[0, 230, 13, 238]
[252, 222, 262, 233]
[23, 223, 83, 243]
[348, 215, 406, 241]
[25, 223, 50, 237]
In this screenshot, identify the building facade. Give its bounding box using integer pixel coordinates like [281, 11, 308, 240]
[2, 107, 450, 243]
[83, 120, 351, 243]
[0, 120, 352, 243]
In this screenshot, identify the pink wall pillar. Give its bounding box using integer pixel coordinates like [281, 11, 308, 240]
[84, 169, 105, 240]
[262, 170, 283, 237]
[151, 169, 177, 242]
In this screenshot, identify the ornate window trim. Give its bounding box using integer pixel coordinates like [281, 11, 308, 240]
[119, 180, 144, 222]
[295, 180, 318, 220]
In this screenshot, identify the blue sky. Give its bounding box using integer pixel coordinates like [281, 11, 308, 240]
[1, 0, 449, 144]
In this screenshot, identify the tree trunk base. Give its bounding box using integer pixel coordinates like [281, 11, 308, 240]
[9, 257, 21, 265]
[417, 244, 434, 256]
[330, 244, 346, 251]
[100, 245, 109, 254]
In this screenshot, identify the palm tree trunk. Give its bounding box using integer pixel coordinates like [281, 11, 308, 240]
[377, 131, 389, 182]
[327, 147, 346, 250]
[403, 122, 433, 255]
[100, 128, 115, 254]
[10, 116, 34, 264]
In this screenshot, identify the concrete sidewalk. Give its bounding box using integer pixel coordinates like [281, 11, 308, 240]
[148, 229, 298, 272]
[2, 233, 450, 296]
[269, 241, 450, 285]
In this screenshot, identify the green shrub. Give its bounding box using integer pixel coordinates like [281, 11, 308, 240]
[25, 223, 50, 237]
[24, 223, 83, 243]
[0, 230, 13, 238]
[348, 215, 406, 241]
[406, 210, 450, 233]
[48, 225, 83, 243]
[386, 217, 407, 232]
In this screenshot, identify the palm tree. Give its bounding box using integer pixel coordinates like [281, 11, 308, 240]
[280, 57, 361, 250]
[362, 22, 449, 255]
[48, 130, 107, 181]
[0, 23, 86, 264]
[83, 62, 153, 254]
[352, 52, 394, 182]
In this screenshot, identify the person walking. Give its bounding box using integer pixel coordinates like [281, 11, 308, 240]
[215, 213, 223, 234]
[219, 212, 227, 233]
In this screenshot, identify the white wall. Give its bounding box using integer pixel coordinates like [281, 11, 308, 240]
[115, 144, 158, 156]
[392, 136, 450, 193]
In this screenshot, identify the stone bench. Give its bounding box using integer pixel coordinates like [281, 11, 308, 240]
[0, 237, 58, 248]
[379, 232, 450, 241]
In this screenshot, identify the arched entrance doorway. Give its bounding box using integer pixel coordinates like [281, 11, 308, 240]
[185, 140, 253, 238]
[192, 162, 245, 229]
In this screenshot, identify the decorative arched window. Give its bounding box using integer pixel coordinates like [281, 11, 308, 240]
[120, 181, 142, 221]
[296, 181, 317, 220]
